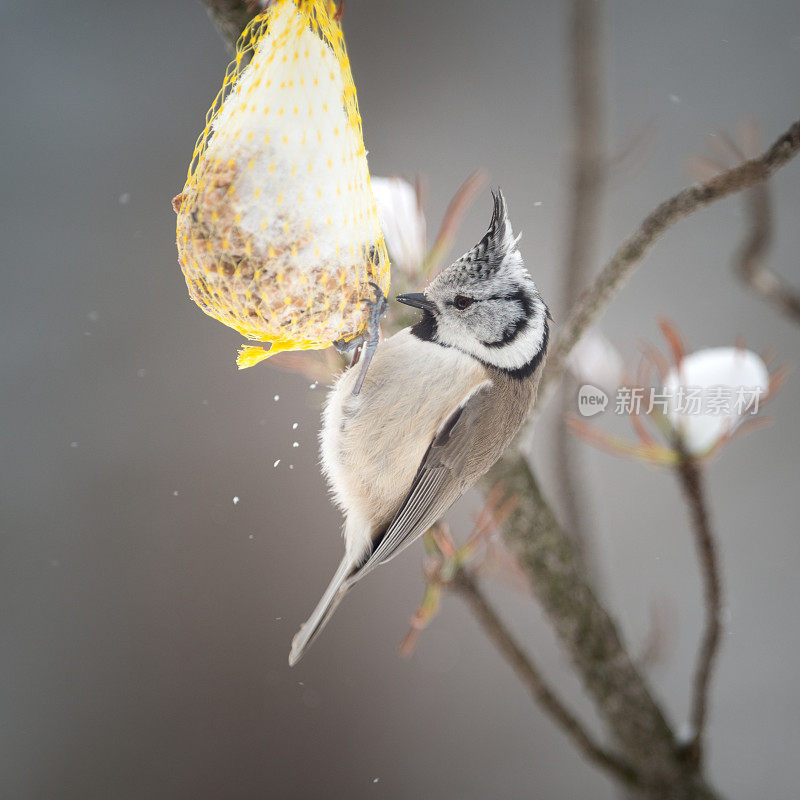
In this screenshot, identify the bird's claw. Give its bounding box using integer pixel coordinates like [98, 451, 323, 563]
[332, 335, 361, 354]
[351, 282, 388, 396]
[362, 281, 389, 323]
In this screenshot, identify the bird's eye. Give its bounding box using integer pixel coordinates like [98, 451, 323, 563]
[453, 295, 474, 310]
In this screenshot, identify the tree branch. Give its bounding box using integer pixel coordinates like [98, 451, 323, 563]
[553, 0, 606, 570]
[673, 444, 723, 768]
[453, 570, 642, 789]
[482, 460, 674, 771]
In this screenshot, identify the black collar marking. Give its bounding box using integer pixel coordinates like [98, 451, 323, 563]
[490, 316, 550, 380]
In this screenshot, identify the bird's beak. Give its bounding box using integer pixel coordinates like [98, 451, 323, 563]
[396, 292, 437, 313]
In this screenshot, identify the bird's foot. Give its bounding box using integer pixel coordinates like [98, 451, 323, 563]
[351, 282, 388, 396]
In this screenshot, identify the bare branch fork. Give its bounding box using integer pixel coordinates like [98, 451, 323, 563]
[452, 570, 642, 788]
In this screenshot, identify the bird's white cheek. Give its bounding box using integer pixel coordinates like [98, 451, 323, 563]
[434, 316, 466, 349]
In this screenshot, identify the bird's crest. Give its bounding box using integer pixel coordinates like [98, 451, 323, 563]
[453, 189, 519, 279]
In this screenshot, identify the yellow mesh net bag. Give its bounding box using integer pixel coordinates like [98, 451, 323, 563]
[174, 0, 390, 368]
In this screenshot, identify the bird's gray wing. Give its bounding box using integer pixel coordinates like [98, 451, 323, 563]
[345, 380, 496, 588]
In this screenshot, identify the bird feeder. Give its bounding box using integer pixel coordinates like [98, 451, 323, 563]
[174, 0, 390, 368]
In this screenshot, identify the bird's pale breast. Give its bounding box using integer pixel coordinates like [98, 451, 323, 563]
[320, 328, 488, 555]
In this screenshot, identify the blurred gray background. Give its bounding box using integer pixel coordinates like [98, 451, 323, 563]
[1, 1, 799, 797]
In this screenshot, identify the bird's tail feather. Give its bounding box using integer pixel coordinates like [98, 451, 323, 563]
[289, 555, 353, 666]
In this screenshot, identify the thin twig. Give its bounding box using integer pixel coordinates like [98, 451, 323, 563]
[553, 0, 606, 568]
[421, 169, 489, 276]
[735, 180, 800, 323]
[452, 571, 642, 789]
[673, 442, 723, 768]
[693, 122, 800, 326]
[528, 118, 800, 426]
[638, 597, 678, 672]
